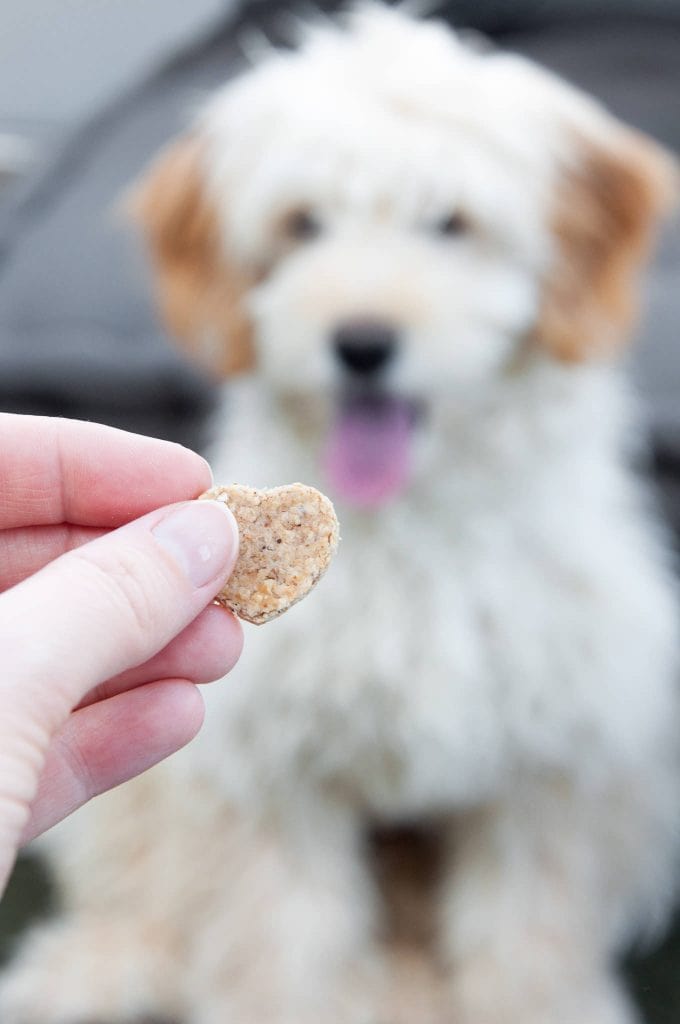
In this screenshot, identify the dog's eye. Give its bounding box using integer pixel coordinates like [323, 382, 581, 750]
[435, 211, 469, 237]
[284, 208, 321, 242]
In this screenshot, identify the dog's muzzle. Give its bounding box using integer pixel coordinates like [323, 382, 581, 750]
[321, 320, 419, 509]
[332, 320, 398, 377]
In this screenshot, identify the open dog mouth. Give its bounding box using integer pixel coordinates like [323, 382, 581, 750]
[323, 389, 421, 508]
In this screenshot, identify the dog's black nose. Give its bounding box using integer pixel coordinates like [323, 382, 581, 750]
[333, 322, 397, 375]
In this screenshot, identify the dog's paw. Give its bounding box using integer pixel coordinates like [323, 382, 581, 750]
[0, 918, 184, 1024]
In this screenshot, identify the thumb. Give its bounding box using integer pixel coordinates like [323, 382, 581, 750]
[0, 499, 239, 727]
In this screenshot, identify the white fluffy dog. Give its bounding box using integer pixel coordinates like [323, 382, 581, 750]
[2, 6, 679, 1023]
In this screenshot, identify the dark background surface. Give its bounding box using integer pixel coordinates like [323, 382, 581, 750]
[1, 1, 679, 1019]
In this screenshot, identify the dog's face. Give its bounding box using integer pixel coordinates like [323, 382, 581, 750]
[228, 97, 541, 398]
[133, 7, 675, 506]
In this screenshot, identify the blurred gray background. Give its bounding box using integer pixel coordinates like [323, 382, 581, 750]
[0, 0, 228, 145]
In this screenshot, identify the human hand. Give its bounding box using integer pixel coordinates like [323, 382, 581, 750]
[0, 414, 242, 894]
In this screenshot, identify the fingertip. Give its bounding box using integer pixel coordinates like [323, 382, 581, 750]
[199, 500, 240, 569]
[160, 679, 205, 746]
[202, 457, 215, 489]
[183, 448, 214, 494]
[127, 678, 206, 753]
[202, 603, 244, 681]
[164, 441, 213, 497]
[225, 609, 245, 672]
[151, 499, 240, 591]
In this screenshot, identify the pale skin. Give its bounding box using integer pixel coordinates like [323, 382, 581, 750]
[0, 414, 243, 895]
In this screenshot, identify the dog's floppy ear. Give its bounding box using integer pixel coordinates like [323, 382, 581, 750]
[536, 127, 677, 362]
[129, 135, 255, 376]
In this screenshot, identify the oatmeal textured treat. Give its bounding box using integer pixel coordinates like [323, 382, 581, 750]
[200, 483, 339, 624]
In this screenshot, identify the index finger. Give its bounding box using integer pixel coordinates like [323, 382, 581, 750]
[0, 414, 213, 528]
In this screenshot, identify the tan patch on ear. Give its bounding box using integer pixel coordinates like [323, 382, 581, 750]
[536, 131, 678, 362]
[128, 135, 255, 376]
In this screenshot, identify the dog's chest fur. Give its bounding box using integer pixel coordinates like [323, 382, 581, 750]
[198, 370, 678, 821]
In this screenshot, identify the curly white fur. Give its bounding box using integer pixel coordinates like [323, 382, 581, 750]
[1, 7, 678, 1024]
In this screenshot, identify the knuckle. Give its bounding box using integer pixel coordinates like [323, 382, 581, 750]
[71, 546, 161, 661]
[54, 729, 94, 806]
[107, 559, 157, 638]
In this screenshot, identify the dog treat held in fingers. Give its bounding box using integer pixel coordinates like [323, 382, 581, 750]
[200, 483, 339, 624]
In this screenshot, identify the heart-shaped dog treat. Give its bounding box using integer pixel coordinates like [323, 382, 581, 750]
[199, 483, 340, 624]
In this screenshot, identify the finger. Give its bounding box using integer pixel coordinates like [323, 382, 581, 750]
[0, 524, 107, 592]
[0, 499, 239, 726]
[76, 603, 243, 708]
[0, 413, 213, 529]
[21, 680, 204, 845]
[0, 499, 238, 885]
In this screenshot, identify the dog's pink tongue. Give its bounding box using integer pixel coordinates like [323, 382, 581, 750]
[323, 396, 413, 508]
